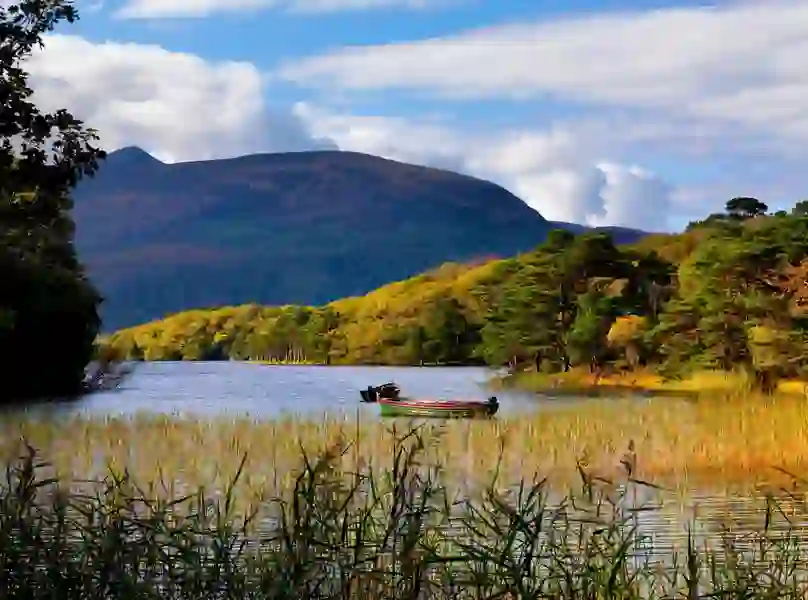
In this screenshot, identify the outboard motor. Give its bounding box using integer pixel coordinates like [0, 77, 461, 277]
[359, 386, 378, 403]
[378, 382, 401, 400]
[486, 396, 500, 416]
[360, 382, 401, 403]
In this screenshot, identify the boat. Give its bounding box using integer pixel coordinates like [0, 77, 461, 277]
[359, 382, 499, 419]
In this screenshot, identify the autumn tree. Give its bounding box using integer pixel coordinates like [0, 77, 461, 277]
[650, 215, 808, 385]
[0, 0, 107, 401]
[747, 324, 804, 394]
[607, 315, 648, 369]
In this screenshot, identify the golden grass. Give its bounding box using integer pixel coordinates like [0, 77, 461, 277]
[4, 394, 808, 514]
[505, 368, 808, 398]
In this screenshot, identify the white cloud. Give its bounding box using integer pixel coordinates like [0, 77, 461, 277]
[114, 0, 450, 19]
[13, 29, 685, 231]
[294, 103, 674, 230]
[590, 164, 673, 229]
[25, 34, 332, 162]
[278, 0, 808, 146]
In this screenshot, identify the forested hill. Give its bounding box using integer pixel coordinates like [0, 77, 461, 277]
[72, 148, 648, 331]
[105, 198, 808, 393]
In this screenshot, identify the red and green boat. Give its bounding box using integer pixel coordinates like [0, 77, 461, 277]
[359, 382, 499, 419]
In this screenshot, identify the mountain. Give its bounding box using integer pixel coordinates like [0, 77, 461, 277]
[72, 148, 649, 331]
[548, 221, 651, 243]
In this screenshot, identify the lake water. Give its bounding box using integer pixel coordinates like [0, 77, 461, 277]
[31, 361, 547, 418]
[4, 361, 808, 570]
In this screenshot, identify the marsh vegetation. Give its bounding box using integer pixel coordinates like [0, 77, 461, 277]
[4, 416, 808, 599]
[6, 393, 808, 497]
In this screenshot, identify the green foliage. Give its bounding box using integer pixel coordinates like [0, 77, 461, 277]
[479, 259, 563, 370]
[417, 295, 481, 364]
[105, 206, 808, 392]
[0, 1, 106, 400]
[566, 290, 617, 373]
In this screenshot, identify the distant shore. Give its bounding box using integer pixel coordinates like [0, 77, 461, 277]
[493, 367, 808, 399]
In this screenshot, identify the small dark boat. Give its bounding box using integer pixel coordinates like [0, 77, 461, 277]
[360, 382, 499, 419]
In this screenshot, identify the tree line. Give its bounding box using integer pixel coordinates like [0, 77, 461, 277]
[106, 198, 808, 392]
[5, 1, 808, 401]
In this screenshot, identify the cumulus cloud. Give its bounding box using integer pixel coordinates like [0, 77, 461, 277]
[25, 35, 333, 162]
[278, 0, 808, 148]
[115, 0, 451, 19]
[16, 30, 678, 230]
[294, 103, 674, 230]
[589, 164, 673, 229]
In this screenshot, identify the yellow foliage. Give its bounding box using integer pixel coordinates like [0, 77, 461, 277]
[626, 230, 707, 265]
[606, 315, 648, 347]
[107, 257, 504, 364]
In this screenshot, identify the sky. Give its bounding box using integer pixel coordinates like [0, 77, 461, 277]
[12, 0, 808, 232]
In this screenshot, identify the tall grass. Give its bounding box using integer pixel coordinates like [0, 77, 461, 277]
[503, 367, 808, 398]
[1, 425, 808, 599]
[6, 395, 808, 496]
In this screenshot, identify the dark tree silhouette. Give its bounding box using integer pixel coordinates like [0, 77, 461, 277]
[0, 0, 107, 401]
[725, 197, 768, 220]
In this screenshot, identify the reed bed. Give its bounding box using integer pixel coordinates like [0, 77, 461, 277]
[2, 424, 808, 599]
[504, 368, 808, 398]
[3, 394, 808, 503]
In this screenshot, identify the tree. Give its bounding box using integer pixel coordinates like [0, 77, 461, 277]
[792, 200, 808, 216]
[566, 290, 616, 373]
[479, 233, 626, 373]
[421, 295, 479, 364]
[621, 251, 674, 320]
[747, 324, 799, 394]
[404, 325, 427, 365]
[479, 261, 564, 371]
[725, 197, 768, 220]
[0, 1, 106, 401]
[607, 315, 648, 369]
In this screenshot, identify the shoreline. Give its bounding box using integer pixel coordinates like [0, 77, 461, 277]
[493, 368, 808, 399]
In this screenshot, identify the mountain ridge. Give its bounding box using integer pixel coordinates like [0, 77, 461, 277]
[72, 147, 651, 331]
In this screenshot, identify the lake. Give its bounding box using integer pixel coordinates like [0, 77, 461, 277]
[15, 361, 548, 419]
[3, 361, 808, 569]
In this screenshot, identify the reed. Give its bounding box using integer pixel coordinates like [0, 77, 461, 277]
[4, 395, 808, 501]
[2, 425, 808, 600]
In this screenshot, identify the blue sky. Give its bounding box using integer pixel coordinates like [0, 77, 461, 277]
[22, 0, 808, 231]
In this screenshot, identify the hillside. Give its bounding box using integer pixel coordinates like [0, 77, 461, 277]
[104, 220, 697, 365]
[105, 203, 808, 395]
[72, 148, 648, 331]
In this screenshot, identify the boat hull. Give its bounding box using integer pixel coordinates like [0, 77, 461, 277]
[378, 398, 497, 419]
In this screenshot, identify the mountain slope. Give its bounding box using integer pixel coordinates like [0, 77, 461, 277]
[72, 148, 648, 331]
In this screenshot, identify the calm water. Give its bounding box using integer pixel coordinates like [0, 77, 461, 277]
[35, 361, 549, 418]
[3, 361, 808, 566]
